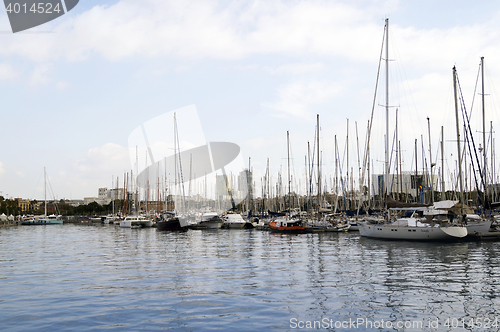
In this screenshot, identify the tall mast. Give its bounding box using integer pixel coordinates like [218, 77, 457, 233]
[346, 118, 349, 206]
[317, 114, 321, 214]
[44, 167, 47, 216]
[287, 131, 291, 213]
[335, 135, 338, 212]
[174, 113, 177, 213]
[492, 121, 495, 202]
[453, 66, 465, 212]
[481, 57, 487, 206]
[427, 117, 434, 203]
[385, 18, 390, 197]
[307, 141, 311, 215]
[396, 109, 399, 199]
[415, 139, 418, 202]
[441, 126, 445, 199]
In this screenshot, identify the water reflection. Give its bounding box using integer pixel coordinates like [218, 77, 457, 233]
[1, 226, 500, 331]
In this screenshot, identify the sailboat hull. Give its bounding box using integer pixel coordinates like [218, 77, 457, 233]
[21, 218, 63, 225]
[358, 222, 467, 241]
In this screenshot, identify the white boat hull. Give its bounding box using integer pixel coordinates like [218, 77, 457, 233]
[466, 220, 492, 234]
[348, 222, 359, 231]
[358, 222, 467, 240]
[222, 213, 246, 229]
[120, 217, 152, 228]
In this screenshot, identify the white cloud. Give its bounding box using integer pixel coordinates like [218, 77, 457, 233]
[0, 1, 397, 62]
[0, 0, 498, 75]
[61, 143, 130, 193]
[29, 63, 52, 85]
[263, 80, 342, 119]
[243, 136, 268, 149]
[76, 143, 129, 175]
[265, 62, 325, 75]
[0, 63, 18, 80]
[56, 80, 71, 90]
[0, 162, 4, 176]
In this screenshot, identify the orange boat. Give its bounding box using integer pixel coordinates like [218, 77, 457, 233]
[269, 218, 306, 234]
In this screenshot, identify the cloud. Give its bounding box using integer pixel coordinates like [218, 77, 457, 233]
[0, 1, 394, 62]
[265, 62, 325, 75]
[75, 143, 129, 175]
[0, 63, 18, 80]
[243, 136, 268, 149]
[56, 80, 71, 90]
[0, 0, 498, 77]
[29, 63, 52, 85]
[62, 143, 130, 193]
[262, 80, 342, 119]
[0, 162, 4, 176]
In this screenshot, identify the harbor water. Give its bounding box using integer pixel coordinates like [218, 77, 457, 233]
[1, 224, 500, 331]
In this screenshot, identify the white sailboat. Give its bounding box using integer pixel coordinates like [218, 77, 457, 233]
[358, 206, 467, 240]
[358, 19, 466, 241]
[22, 168, 63, 225]
[120, 215, 152, 228]
[221, 211, 246, 229]
[198, 209, 223, 229]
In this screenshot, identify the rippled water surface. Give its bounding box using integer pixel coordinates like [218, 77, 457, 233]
[1, 224, 500, 331]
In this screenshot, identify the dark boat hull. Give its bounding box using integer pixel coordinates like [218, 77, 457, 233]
[156, 218, 186, 231]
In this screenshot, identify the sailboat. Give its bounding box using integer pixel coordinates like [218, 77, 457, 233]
[269, 131, 307, 233]
[357, 19, 467, 241]
[156, 113, 189, 231]
[306, 115, 350, 232]
[461, 57, 493, 234]
[22, 168, 63, 225]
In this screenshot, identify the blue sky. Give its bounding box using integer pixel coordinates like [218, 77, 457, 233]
[1, 0, 500, 200]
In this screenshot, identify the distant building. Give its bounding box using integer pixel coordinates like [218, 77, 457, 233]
[96, 187, 131, 205]
[84, 197, 99, 205]
[16, 198, 33, 212]
[237, 169, 250, 200]
[371, 172, 438, 197]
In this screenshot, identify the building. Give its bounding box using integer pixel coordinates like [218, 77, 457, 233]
[16, 198, 33, 212]
[371, 172, 439, 197]
[237, 169, 250, 201]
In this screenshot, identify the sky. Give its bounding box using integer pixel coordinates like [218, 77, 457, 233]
[1, 0, 500, 200]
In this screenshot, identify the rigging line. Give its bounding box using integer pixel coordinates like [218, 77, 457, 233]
[359, 22, 386, 200]
[46, 172, 60, 215]
[389, 27, 424, 137]
[421, 137, 431, 194]
[468, 59, 482, 123]
[174, 115, 186, 210]
[457, 72, 485, 205]
[307, 128, 317, 211]
[388, 126, 397, 194]
[335, 138, 347, 213]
